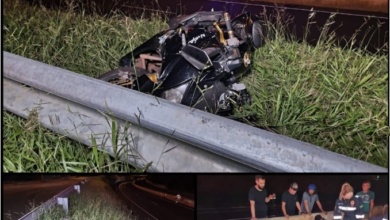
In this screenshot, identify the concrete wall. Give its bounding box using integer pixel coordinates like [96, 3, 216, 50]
[267, 212, 332, 220]
[265, 205, 388, 220]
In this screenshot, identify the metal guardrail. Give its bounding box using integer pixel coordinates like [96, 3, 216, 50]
[3, 51, 387, 172]
[3, 78, 254, 172]
[18, 179, 87, 220]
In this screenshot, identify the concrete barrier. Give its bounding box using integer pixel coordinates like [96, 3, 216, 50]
[372, 205, 388, 218]
[132, 183, 194, 208]
[234, 212, 332, 220]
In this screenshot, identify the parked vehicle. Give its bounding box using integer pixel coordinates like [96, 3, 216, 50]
[97, 10, 268, 115]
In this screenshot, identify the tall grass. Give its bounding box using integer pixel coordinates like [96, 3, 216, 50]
[3, 0, 167, 77]
[34, 176, 137, 220]
[3, 0, 167, 172]
[3, 110, 143, 172]
[3, 0, 388, 168]
[238, 10, 388, 166]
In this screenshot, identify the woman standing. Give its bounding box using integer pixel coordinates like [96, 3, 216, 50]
[334, 183, 365, 220]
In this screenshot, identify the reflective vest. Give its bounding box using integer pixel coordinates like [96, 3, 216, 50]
[334, 195, 365, 220]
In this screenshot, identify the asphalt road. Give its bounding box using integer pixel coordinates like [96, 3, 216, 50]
[118, 182, 194, 220]
[3, 177, 85, 220]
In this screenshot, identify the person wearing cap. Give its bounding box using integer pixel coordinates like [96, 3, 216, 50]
[334, 182, 365, 220]
[282, 182, 304, 219]
[249, 175, 276, 220]
[301, 184, 327, 215]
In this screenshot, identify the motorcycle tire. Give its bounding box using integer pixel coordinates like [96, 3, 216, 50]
[192, 81, 233, 114]
[252, 21, 265, 48]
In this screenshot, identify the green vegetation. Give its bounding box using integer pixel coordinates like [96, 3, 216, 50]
[3, 110, 145, 172]
[238, 12, 388, 166]
[3, 0, 388, 169]
[34, 176, 137, 220]
[3, 0, 165, 172]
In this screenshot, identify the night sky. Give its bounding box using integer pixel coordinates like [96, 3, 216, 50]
[197, 174, 388, 216]
[2, 174, 72, 181]
[25, 0, 388, 52]
[3, 174, 196, 193]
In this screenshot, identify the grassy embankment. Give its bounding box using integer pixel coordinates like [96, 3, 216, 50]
[33, 176, 137, 220]
[3, 0, 388, 171]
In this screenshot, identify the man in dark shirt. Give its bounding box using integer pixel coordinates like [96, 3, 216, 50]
[249, 175, 276, 219]
[282, 182, 304, 219]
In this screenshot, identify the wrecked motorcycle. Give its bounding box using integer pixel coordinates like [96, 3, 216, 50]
[97, 11, 267, 115]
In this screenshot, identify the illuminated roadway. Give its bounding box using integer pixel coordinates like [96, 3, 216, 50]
[117, 181, 194, 220]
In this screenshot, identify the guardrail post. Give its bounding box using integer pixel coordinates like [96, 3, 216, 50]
[57, 197, 69, 213]
[17, 180, 88, 220]
[74, 185, 80, 194]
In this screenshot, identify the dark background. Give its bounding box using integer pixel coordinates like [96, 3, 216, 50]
[25, 0, 388, 53]
[197, 174, 389, 217]
[3, 174, 195, 194]
[147, 174, 195, 193]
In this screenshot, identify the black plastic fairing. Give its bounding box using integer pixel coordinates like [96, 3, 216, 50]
[159, 56, 198, 90]
[181, 45, 212, 70]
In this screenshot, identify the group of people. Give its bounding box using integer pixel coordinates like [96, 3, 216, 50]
[249, 175, 377, 220]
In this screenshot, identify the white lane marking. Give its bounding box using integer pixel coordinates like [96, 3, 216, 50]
[119, 183, 159, 220]
[151, 202, 159, 206]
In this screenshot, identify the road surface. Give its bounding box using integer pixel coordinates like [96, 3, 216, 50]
[117, 182, 194, 220]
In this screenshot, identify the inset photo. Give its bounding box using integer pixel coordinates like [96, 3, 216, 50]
[197, 174, 388, 220]
[3, 174, 195, 220]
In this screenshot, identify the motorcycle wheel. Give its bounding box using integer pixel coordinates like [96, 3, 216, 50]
[192, 81, 233, 115]
[252, 21, 265, 48]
